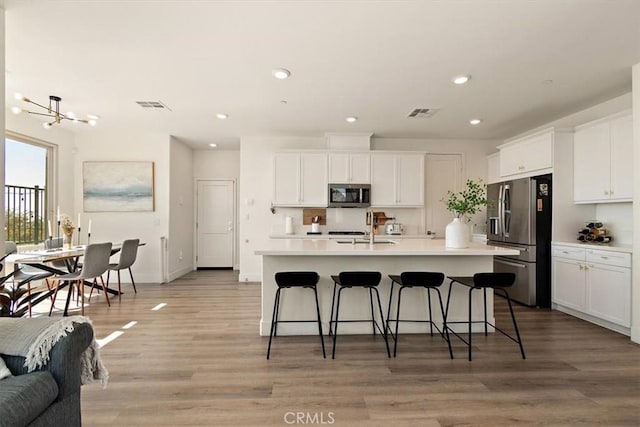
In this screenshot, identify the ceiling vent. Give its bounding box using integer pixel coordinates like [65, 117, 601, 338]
[135, 101, 171, 111]
[407, 108, 439, 118]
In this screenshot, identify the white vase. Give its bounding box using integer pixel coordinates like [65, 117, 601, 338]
[445, 217, 470, 248]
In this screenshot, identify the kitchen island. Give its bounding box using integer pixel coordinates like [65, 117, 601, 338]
[255, 238, 519, 336]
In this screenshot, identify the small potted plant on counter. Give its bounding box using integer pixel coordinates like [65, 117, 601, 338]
[442, 179, 488, 248]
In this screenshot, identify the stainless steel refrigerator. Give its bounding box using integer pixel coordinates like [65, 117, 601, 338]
[486, 174, 552, 307]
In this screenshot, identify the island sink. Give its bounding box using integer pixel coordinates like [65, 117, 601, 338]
[335, 239, 397, 244]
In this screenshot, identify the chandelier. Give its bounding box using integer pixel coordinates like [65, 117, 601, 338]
[11, 94, 99, 129]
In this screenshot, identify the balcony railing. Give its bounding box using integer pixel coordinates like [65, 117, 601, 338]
[4, 185, 48, 245]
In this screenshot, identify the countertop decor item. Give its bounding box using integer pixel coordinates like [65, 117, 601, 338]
[443, 179, 488, 248]
[60, 214, 75, 249]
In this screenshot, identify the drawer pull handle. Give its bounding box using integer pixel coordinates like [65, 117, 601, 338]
[600, 256, 608, 259]
[562, 251, 569, 254]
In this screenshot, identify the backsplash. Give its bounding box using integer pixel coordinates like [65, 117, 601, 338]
[594, 202, 633, 245]
[270, 207, 426, 235]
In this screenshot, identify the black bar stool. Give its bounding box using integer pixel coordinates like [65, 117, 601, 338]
[266, 271, 326, 359]
[386, 272, 453, 358]
[329, 271, 390, 359]
[445, 273, 525, 361]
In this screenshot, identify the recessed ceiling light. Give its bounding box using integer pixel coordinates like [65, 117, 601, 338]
[469, 118, 482, 125]
[209, 143, 217, 148]
[452, 75, 471, 85]
[216, 113, 228, 120]
[88, 119, 97, 126]
[14, 93, 24, 100]
[87, 114, 100, 120]
[345, 116, 358, 123]
[10, 106, 22, 115]
[272, 68, 291, 79]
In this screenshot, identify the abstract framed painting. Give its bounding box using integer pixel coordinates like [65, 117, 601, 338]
[83, 161, 155, 212]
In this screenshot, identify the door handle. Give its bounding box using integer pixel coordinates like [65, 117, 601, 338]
[496, 259, 527, 269]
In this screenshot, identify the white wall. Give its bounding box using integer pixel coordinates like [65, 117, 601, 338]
[72, 131, 170, 284]
[193, 149, 241, 268]
[632, 62, 639, 344]
[238, 136, 498, 282]
[1, 10, 5, 253]
[193, 150, 240, 180]
[239, 136, 326, 281]
[595, 203, 633, 245]
[168, 137, 195, 281]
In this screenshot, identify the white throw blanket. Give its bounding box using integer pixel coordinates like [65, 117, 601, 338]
[0, 316, 108, 387]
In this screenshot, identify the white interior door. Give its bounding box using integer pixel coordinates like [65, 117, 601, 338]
[425, 154, 462, 236]
[197, 180, 235, 268]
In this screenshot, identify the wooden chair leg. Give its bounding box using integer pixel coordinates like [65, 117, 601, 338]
[49, 281, 62, 316]
[79, 280, 85, 316]
[27, 282, 32, 318]
[117, 270, 122, 301]
[129, 267, 137, 293]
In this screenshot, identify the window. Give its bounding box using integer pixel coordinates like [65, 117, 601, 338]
[4, 135, 54, 244]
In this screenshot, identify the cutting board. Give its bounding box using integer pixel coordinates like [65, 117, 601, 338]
[302, 208, 327, 225]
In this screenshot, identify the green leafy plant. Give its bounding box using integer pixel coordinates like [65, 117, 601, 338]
[443, 179, 488, 219]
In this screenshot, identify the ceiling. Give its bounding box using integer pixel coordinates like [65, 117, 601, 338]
[3, 1, 640, 150]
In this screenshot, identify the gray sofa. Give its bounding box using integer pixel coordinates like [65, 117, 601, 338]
[0, 322, 93, 427]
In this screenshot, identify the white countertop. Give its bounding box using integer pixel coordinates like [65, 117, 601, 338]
[255, 238, 520, 256]
[269, 233, 433, 239]
[552, 241, 633, 254]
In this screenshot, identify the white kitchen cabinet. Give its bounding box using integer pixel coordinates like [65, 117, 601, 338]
[587, 262, 631, 327]
[486, 152, 500, 184]
[573, 112, 633, 203]
[498, 130, 553, 178]
[370, 152, 424, 207]
[272, 152, 328, 207]
[552, 243, 632, 333]
[552, 256, 587, 312]
[328, 152, 370, 183]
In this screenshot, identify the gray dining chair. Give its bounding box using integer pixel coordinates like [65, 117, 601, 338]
[44, 237, 76, 308]
[50, 242, 112, 316]
[4, 241, 53, 317]
[106, 239, 139, 301]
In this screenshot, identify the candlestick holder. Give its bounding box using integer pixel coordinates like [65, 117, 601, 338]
[57, 220, 61, 241]
[87, 232, 91, 245]
[77, 227, 82, 246]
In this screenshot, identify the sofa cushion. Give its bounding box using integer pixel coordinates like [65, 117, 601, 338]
[0, 371, 59, 427]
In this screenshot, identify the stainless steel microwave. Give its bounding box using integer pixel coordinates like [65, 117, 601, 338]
[328, 184, 371, 208]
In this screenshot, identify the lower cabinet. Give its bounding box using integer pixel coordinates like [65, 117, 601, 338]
[552, 244, 631, 333]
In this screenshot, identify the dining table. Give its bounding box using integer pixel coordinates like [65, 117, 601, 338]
[7, 244, 125, 316]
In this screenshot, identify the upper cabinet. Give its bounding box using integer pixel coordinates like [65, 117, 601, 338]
[574, 112, 633, 203]
[498, 130, 554, 178]
[370, 152, 424, 207]
[328, 152, 371, 183]
[486, 152, 500, 184]
[273, 152, 328, 207]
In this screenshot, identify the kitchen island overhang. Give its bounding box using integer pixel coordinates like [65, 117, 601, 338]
[255, 239, 520, 336]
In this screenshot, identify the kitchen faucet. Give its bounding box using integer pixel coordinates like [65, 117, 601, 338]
[369, 210, 375, 244]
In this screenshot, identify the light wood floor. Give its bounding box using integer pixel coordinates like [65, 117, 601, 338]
[74, 270, 639, 426]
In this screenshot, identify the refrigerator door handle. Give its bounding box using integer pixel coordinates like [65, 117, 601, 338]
[497, 184, 504, 236]
[503, 184, 510, 237]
